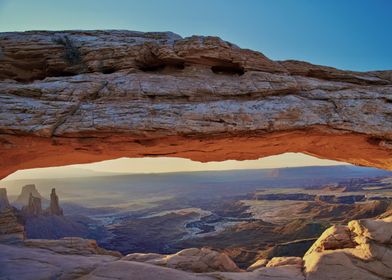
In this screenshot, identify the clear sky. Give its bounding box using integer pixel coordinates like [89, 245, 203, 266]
[0, 0, 391, 71]
[0, 1, 389, 178]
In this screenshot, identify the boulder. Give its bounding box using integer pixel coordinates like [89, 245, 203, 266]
[247, 258, 269, 271]
[304, 215, 392, 280]
[266, 256, 303, 268]
[304, 225, 356, 254]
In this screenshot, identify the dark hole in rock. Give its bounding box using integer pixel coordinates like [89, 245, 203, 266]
[211, 64, 245, 75]
[101, 67, 116, 74]
[138, 61, 185, 72]
[139, 64, 166, 72]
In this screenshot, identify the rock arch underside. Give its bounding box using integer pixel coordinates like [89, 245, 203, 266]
[0, 30, 392, 180]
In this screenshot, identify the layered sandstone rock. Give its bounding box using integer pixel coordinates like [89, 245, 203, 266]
[123, 247, 241, 273]
[0, 31, 392, 179]
[47, 188, 63, 216]
[247, 258, 269, 271]
[2, 215, 391, 280]
[0, 188, 25, 244]
[0, 188, 10, 211]
[266, 256, 303, 268]
[24, 237, 121, 257]
[0, 208, 24, 244]
[304, 215, 392, 280]
[14, 184, 43, 206]
[22, 193, 43, 216]
[0, 243, 118, 280]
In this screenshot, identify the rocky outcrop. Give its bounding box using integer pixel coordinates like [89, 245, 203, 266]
[0, 243, 119, 280]
[1, 211, 390, 279]
[122, 247, 241, 273]
[303, 215, 392, 280]
[24, 237, 121, 257]
[1, 30, 392, 179]
[266, 256, 303, 268]
[14, 184, 43, 206]
[0, 188, 10, 211]
[0, 208, 25, 244]
[246, 258, 269, 271]
[22, 192, 43, 216]
[0, 188, 25, 244]
[47, 188, 63, 216]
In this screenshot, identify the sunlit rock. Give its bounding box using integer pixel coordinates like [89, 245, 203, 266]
[1, 31, 392, 180]
[304, 215, 392, 280]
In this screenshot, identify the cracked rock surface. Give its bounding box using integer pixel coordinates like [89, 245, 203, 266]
[303, 215, 392, 280]
[0, 214, 391, 279]
[1, 30, 392, 178]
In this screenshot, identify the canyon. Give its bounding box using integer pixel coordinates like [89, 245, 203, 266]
[1, 167, 392, 279]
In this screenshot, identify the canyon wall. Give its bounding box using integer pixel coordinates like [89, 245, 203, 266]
[1, 31, 392, 178]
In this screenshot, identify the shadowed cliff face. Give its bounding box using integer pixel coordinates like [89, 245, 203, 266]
[1, 30, 392, 178]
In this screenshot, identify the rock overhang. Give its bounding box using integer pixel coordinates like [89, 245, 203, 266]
[0, 30, 392, 179]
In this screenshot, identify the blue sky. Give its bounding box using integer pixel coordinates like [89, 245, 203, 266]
[0, 0, 391, 71]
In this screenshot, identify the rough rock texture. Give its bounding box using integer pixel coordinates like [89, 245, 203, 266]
[0, 188, 25, 244]
[0, 214, 390, 280]
[24, 237, 122, 257]
[47, 187, 63, 216]
[122, 247, 241, 273]
[0, 208, 24, 244]
[1, 30, 392, 179]
[21, 192, 43, 216]
[266, 256, 303, 268]
[0, 243, 119, 280]
[0, 188, 10, 211]
[304, 215, 392, 280]
[14, 184, 43, 205]
[246, 258, 269, 271]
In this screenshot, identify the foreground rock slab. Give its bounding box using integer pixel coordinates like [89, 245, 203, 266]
[304, 215, 392, 280]
[25, 237, 122, 257]
[1, 30, 392, 179]
[0, 244, 118, 280]
[123, 247, 241, 272]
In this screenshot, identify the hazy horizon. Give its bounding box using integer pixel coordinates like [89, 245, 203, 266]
[2, 153, 349, 181]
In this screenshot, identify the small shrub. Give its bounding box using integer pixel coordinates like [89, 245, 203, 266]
[53, 35, 82, 65]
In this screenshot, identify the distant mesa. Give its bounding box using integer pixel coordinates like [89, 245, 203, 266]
[22, 193, 43, 216]
[20, 187, 63, 217]
[14, 184, 45, 206]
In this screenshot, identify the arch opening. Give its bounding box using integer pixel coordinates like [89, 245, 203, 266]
[2, 153, 392, 269]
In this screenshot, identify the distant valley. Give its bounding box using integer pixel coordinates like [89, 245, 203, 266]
[2, 165, 392, 268]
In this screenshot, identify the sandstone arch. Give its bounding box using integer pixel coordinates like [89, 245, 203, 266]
[1, 30, 392, 179]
